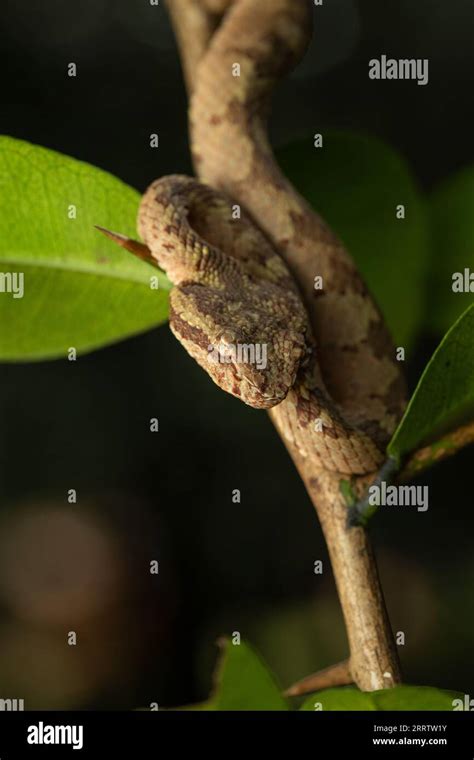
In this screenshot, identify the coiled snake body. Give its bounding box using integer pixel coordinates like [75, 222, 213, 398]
[102, 0, 406, 475]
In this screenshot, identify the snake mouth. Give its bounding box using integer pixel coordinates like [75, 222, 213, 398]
[228, 359, 295, 409]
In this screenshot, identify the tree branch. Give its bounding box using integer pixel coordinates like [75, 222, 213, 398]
[271, 421, 402, 692]
[165, 0, 402, 693]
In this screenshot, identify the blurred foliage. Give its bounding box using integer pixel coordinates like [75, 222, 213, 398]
[0, 136, 170, 360]
[300, 685, 463, 711]
[178, 638, 462, 711]
[184, 639, 288, 711]
[277, 132, 429, 349]
[195, 596, 348, 696]
[388, 304, 474, 464]
[0, 494, 173, 709]
[428, 166, 474, 335]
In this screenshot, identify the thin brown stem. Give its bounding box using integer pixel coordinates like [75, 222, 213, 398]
[285, 659, 352, 697]
[398, 421, 474, 481]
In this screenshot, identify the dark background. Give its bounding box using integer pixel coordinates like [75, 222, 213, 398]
[0, 0, 473, 708]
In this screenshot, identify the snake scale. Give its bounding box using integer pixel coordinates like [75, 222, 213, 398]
[102, 0, 406, 476]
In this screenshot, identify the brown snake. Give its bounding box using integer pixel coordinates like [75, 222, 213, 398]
[100, 0, 406, 476]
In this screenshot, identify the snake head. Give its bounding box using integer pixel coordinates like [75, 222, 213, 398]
[96, 177, 310, 409]
[169, 280, 309, 409]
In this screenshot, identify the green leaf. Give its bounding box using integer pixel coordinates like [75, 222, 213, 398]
[388, 303, 474, 464]
[374, 687, 463, 711]
[428, 165, 474, 336]
[0, 136, 171, 360]
[183, 639, 288, 711]
[300, 685, 463, 711]
[277, 131, 429, 348]
[300, 686, 377, 711]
